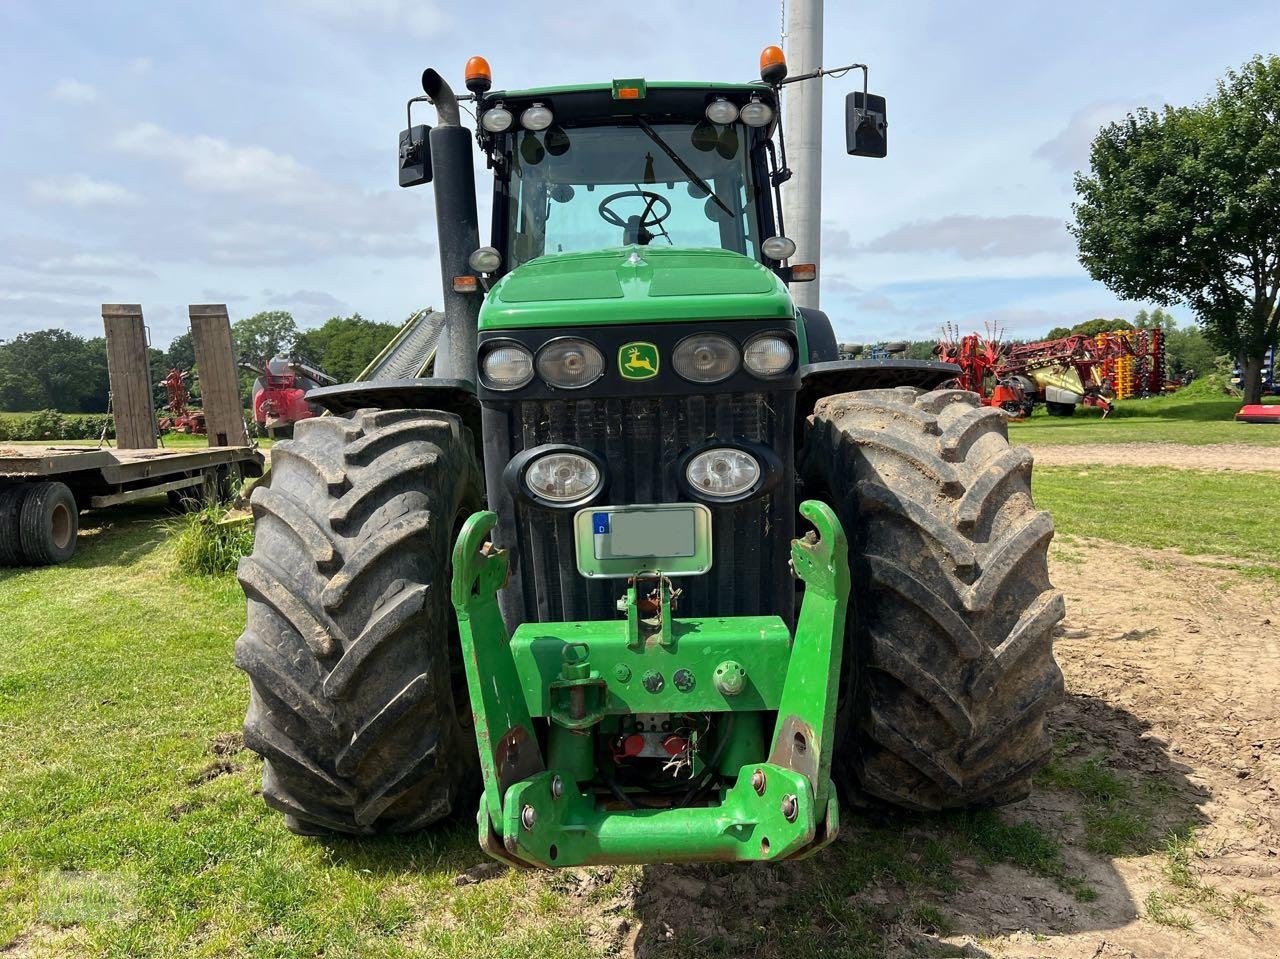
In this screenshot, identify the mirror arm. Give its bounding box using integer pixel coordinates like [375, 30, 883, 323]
[779, 62, 873, 136]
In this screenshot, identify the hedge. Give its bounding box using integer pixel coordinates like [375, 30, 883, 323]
[0, 410, 115, 442]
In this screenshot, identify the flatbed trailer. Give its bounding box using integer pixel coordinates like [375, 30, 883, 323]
[0, 444, 264, 566]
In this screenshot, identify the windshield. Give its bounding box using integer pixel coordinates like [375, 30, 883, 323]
[500, 122, 762, 269]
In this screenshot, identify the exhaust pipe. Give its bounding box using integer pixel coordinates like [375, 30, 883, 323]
[421, 68, 481, 384]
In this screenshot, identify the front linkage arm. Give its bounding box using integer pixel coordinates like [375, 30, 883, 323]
[450, 500, 850, 868]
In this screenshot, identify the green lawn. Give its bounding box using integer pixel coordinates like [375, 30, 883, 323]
[1008, 389, 1280, 446]
[1034, 466, 1280, 580]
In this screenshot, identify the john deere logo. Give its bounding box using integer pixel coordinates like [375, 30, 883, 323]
[619, 342, 659, 380]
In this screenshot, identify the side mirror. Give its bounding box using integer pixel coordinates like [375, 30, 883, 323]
[398, 124, 432, 187]
[846, 92, 887, 158]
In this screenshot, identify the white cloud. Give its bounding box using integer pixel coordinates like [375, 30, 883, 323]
[283, 0, 449, 38]
[32, 252, 156, 279]
[1033, 98, 1156, 174]
[27, 173, 139, 208]
[49, 78, 99, 104]
[112, 123, 316, 199]
[863, 215, 1072, 260]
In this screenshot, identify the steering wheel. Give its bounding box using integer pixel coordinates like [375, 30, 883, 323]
[597, 189, 672, 232]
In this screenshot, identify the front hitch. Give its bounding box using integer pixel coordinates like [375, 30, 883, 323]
[450, 500, 850, 867]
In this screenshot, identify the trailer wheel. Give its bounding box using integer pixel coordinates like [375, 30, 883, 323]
[18, 481, 79, 566]
[802, 387, 1064, 810]
[1045, 401, 1076, 417]
[0, 485, 31, 566]
[236, 408, 482, 835]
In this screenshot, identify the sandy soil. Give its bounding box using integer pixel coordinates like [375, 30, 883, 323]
[529, 540, 1280, 958]
[1028, 442, 1280, 471]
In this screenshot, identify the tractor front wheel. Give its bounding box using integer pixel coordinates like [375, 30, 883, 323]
[803, 387, 1064, 810]
[236, 408, 482, 834]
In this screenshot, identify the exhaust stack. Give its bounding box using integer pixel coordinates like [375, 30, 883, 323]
[421, 68, 481, 384]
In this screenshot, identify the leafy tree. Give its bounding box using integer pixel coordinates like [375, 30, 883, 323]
[163, 331, 196, 371]
[1045, 318, 1134, 340]
[232, 310, 297, 363]
[1164, 323, 1218, 378]
[294, 313, 403, 383]
[0, 329, 109, 412]
[1071, 55, 1280, 404]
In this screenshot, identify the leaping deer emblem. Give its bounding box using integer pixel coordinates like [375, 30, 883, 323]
[624, 347, 657, 374]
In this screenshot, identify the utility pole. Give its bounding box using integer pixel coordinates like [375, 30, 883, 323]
[782, 0, 823, 310]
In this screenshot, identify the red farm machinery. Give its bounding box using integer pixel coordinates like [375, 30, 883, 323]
[938, 324, 1168, 418]
[156, 368, 206, 435]
[241, 354, 337, 437]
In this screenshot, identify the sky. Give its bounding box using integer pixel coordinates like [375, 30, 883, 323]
[2, 0, 1278, 350]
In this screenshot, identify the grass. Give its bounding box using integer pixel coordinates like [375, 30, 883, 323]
[1033, 466, 1280, 579]
[171, 505, 255, 575]
[1008, 384, 1280, 447]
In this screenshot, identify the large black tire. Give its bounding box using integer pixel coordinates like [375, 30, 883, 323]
[18, 481, 79, 566]
[0, 485, 30, 566]
[1045, 401, 1076, 417]
[802, 387, 1064, 810]
[236, 408, 482, 835]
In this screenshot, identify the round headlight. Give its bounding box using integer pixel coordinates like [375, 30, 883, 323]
[536, 338, 604, 389]
[705, 98, 739, 125]
[743, 334, 795, 377]
[685, 447, 761, 501]
[468, 246, 502, 273]
[521, 103, 554, 131]
[481, 343, 534, 390]
[481, 107, 514, 133]
[761, 235, 797, 260]
[740, 99, 774, 127]
[673, 333, 739, 383]
[525, 451, 601, 504]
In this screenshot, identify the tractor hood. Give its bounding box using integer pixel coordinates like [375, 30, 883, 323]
[477, 247, 794, 331]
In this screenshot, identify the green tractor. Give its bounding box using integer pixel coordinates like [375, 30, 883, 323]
[235, 49, 1064, 868]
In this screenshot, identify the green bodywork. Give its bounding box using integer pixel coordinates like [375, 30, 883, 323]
[477, 246, 795, 331]
[450, 500, 850, 868]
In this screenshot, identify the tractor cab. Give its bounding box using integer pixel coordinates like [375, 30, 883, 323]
[474, 81, 786, 276]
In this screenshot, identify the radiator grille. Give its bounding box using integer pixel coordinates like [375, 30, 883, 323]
[482, 392, 796, 628]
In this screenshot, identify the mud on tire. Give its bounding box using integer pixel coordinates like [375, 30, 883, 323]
[802, 387, 1064, 810]
[236, 408, 482, 834]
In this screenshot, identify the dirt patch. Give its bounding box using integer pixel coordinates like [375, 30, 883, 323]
[187, 760, 241, 786]
[1028, 442, 1280, 471]
[564, 540, 1279, 958]
[208, 731, 244, 757]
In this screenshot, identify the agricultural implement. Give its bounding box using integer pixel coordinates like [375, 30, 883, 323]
[157, 368, 206, 435]
[237, 48, 1064, 868]
[240, 354, 336, 437]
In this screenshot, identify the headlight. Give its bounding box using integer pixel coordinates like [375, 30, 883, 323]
[740, 98, 774, 127]
[481, 342, 534, 390]
[673, 333, 739, 383]
[705, 97, 739, 125]
[536, 337, 604, 389]
[521, 103, 554, 131]
[761, 235, 796, 260]
[743, 333, 795, 377]
[481, 107, 514, 133]
[524, 451, 601, 503]
[685, 447, 761, 501]
[468, 246, 502, 273]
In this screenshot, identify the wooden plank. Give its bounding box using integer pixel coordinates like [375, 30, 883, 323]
[189, 304, 249, 447]
[88, 474, 202, 508]
[101, 304, 157, 450]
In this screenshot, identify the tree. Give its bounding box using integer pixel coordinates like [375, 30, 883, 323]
[294, 313, 403, 382]
[163, 331, 196, 371]
[1164, 323, 1218, 378]
[1045, 318, 1134, 340]
[1071, 55, 1280, 404]
[0, 329, 109, 412]
[232, 311, 297, 363]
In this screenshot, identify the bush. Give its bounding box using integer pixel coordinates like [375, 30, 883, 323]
[0, 411, 114, 442]
[172, 504, 254, 575]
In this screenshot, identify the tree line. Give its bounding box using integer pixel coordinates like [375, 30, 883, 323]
[0, 310, 404, 413]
